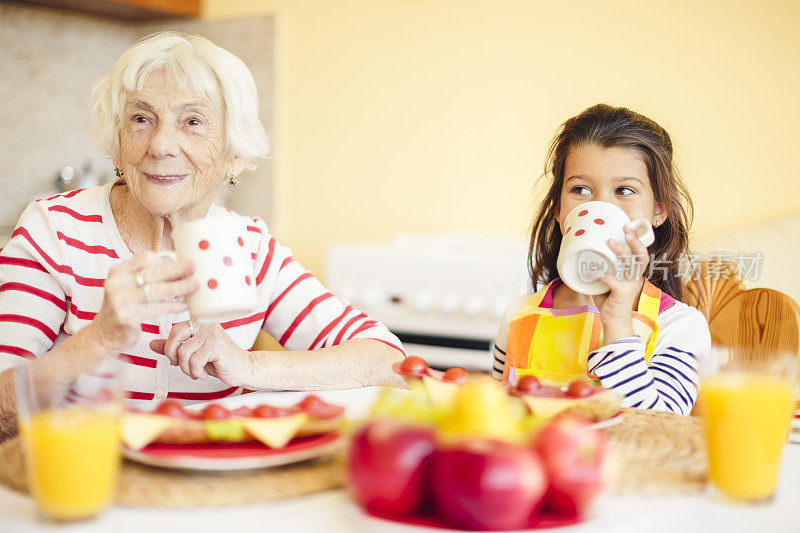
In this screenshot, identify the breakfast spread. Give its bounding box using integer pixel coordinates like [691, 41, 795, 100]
[121, 395, 345, 451]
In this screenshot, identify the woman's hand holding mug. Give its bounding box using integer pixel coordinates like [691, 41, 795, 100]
[91, 252, 198, 352]
[148, 216, 260, 384]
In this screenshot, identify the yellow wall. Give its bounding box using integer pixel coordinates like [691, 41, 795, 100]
[204, 0, 800, 277]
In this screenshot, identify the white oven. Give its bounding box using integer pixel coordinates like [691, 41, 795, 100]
[325, 234, 529, 372]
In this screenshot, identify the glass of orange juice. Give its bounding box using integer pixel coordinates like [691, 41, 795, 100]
[15, 362, 123, 521]
[698, 347, 798, 503]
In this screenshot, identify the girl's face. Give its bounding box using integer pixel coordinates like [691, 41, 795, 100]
[557, 143, 664, 231]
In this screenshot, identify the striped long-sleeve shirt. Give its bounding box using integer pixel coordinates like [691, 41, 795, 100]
[0, 182, 404, 409]
[491, 294, 711, 415]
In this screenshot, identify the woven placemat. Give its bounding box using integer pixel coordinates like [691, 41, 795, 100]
[603, 409, 707, 494]
[0, 409, 706, 506]
[0, 438, 344, 507]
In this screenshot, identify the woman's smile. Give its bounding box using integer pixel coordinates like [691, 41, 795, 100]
[143, 172, 189, 185]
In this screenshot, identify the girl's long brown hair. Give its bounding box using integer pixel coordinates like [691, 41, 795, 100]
[529, 104, 693, 301]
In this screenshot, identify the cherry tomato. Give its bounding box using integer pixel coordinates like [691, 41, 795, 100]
[185, 409, 205, 420]
[297, 395, 345, 420]
[252, 405, 293, 419]
[442, 367, 469, 384]
[297, 394, 325, 410]
[533, 385, 565, 398]
[398, 356, 429, 376]
[231, 406, 254, 418]
[154, 400, 186, 418]
[566, 380, 597, 399]
[202, 404, 231, 420]
[515, 375, 541, 394]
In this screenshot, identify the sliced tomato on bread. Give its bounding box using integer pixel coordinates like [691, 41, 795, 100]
[393, 356, 470, 408]
[511, 378, 622, 421]
[121, 395, 344, 450]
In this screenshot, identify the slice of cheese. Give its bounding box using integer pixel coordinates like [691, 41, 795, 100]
[121, 414, 174, 450]
[422, 375, 459, 408]
[521, 396, 576, 419]
[240, 413, 309, 448]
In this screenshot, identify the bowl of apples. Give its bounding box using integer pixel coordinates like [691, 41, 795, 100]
[346, 373, 609, 531]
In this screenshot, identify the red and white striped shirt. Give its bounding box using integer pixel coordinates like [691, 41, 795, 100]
[0, 182, 404, 408]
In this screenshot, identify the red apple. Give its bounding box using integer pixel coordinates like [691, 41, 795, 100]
[535, 416, 607, 516]
[346, 420, 435, 516]
[430, 439, 547, 530]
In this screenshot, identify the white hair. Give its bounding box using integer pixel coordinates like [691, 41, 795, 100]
[91, 31, 269, 170]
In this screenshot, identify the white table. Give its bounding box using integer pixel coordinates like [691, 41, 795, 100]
[1, 387, 797, 533]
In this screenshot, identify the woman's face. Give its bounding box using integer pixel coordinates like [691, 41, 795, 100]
[556, 143, 664, 230]
[117, 68, 242, 219]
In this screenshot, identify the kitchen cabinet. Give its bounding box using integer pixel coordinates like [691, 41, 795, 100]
[14, 0, 200, 19]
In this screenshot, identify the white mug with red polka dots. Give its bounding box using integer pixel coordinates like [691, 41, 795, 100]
[171, 216, 258, 323]
[556, 201, 655, 295]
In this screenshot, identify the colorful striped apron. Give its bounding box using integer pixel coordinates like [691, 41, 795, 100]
[502, 279, 671, 386]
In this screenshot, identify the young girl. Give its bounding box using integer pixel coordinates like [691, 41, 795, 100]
[491, 104, 711, 415]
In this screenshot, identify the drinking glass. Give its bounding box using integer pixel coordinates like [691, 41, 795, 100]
[698, 346, 798, 502]
[15, 361, 124, 521]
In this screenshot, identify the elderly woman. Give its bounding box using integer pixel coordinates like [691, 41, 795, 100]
[0, 31, 404, 436]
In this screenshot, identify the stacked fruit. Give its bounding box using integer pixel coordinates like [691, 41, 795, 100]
[346, 375, 608, 531]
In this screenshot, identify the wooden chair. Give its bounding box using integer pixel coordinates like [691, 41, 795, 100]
[683, 260, 800, 358]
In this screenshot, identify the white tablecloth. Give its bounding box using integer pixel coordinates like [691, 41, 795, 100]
[1, 387, 797, 533]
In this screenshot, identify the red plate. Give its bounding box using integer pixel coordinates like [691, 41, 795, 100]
[123, 432, 341, 471]
[362, 507, 584, 531]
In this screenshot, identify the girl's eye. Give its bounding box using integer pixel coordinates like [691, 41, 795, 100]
[570, 185, 591, 195]
[616, 186, 636, 196]
[187, 118, 202, 126]
[132, 115, 148, 124]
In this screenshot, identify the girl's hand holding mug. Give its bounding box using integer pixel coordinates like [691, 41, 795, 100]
[556, 201, 656, 342]
[599, 225, 651, 330]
